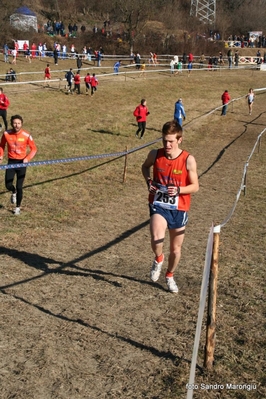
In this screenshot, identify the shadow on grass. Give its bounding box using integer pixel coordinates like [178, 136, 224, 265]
[89, 128, 121, 135]
[199, 111, 266, 179]
[0, 218, 203, 371]
[0, 219, 151, 290]
[1, 288, 202, 370]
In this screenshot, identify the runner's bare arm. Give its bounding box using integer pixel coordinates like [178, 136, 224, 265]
[180, 154, 199, 194]
[141, 149, 157, 183]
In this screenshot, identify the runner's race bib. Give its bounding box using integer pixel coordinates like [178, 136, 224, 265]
[153, 184, 178, 210]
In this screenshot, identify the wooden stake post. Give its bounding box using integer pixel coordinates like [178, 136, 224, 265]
[123, 146, 128, 183]
[204, 227, 220, 369]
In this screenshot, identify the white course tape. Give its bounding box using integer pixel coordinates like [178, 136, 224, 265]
[186, 224, 214, 399]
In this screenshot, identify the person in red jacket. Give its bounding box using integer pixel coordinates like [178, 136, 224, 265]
[84, 72, 91, 95]
[221, 89, 231, 116]
[133, 98, 150, 139]
[0, 114, 37, 215]
[44, 63, 51, 87]
[90, 73, 98, 96]
[74, 70, 81, 94]
[0, 87, 10, 131]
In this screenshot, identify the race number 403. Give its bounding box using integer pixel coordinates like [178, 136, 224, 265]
[186, 384, 198, 390]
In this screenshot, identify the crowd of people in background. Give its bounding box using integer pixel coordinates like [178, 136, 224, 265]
[38, 19, 117, 40]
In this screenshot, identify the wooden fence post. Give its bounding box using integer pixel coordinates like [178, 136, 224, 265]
[204, 227, 220, 369]
[243, 167, 247, 196]
[123, 146, 128, 183]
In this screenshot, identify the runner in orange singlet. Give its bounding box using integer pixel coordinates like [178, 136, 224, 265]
[0, 115, 37, 215]
[141, 120, 199, 293]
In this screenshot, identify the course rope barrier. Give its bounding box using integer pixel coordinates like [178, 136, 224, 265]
[219, 127, 266, 228]
[187, 118, 265, 397]
[0, 139, 160, 171]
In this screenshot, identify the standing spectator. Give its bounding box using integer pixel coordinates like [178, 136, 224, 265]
[174, 98, 186, 126]
[199, 53, 205, 68]
[38, 43, 43, 60]
[188, 52, 193, 63]
[133, 99, 150, 139]
[212, 55, 218, 71]
[56, 43, 61, 58]
[3, 43, 9, 63]
[187, 61, 193, 75]
[74, 71, 81, 94]
[227, 48, 233, 68]
[182, 52, 187, 66]
[31, 43, 37, 58]
[42, 42, 47, 56]
[23, 41, 28, 54]
[208, 56, 213, 70]
[219, 51, 224, 65]
[96, 50, 103, 67]
[0, 114, 37, 215]
[62, 44, 67, 59]
[141, 119, 199, 293]
[176, 60, 182, 74]
[170, 58, 175, 75]
[135, 53, 141, 70]
[90, 73, 98, 96]
[25, 48, 32, 63]
[73, 23, 78, 34]
[149, 52, 154, 65]
[84, 73, 91, 94]
[53, 47, 59, 65]
[11, 48, 17, 65]
[221, 89, 231, 116]
[14, 40, 19, 53]
[246, 88, 255, 115]
[113, 60, 121, 74]
[82, 46, 87, 60]
[234, 51, 239, 67]
[65, 68, 75, 93]
[77, 55, 83, 69]
[139, 61, 146, 78]
[70, 44, 75, 58]
[0, 88, 10, 130]
[44, 64, 51, 87]
[68, 23, 73, 35]
[87, 47, 92, 61]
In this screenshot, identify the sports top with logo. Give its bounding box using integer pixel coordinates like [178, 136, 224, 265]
[148, 148, 191, 211]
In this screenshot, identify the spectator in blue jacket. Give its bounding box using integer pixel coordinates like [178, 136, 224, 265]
[114, 60, 121, 74]
[174, 98, 186, 126]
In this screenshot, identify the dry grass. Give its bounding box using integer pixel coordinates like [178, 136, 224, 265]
[0, 54, 265, 398]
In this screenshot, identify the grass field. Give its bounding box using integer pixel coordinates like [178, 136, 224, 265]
[0, 54, 265, 399]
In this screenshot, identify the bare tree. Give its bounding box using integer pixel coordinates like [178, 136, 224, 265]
[110, 0, 152, 51]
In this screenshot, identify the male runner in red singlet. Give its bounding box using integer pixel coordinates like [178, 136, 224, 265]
[141, 120, 199, 293]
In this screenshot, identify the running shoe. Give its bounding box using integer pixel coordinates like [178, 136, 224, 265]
[166, 276, 179, 293]
[150, 255, 164, 282]
[13, 207, 20, 215]
[11, 193, 16, 204]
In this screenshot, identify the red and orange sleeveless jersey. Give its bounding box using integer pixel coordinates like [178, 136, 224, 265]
[0, 129, 37, 161]
[149, 148, 191, 211]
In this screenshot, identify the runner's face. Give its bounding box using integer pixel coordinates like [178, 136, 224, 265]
[162, 134, 179, 154]
[12, 119, 22, 132]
